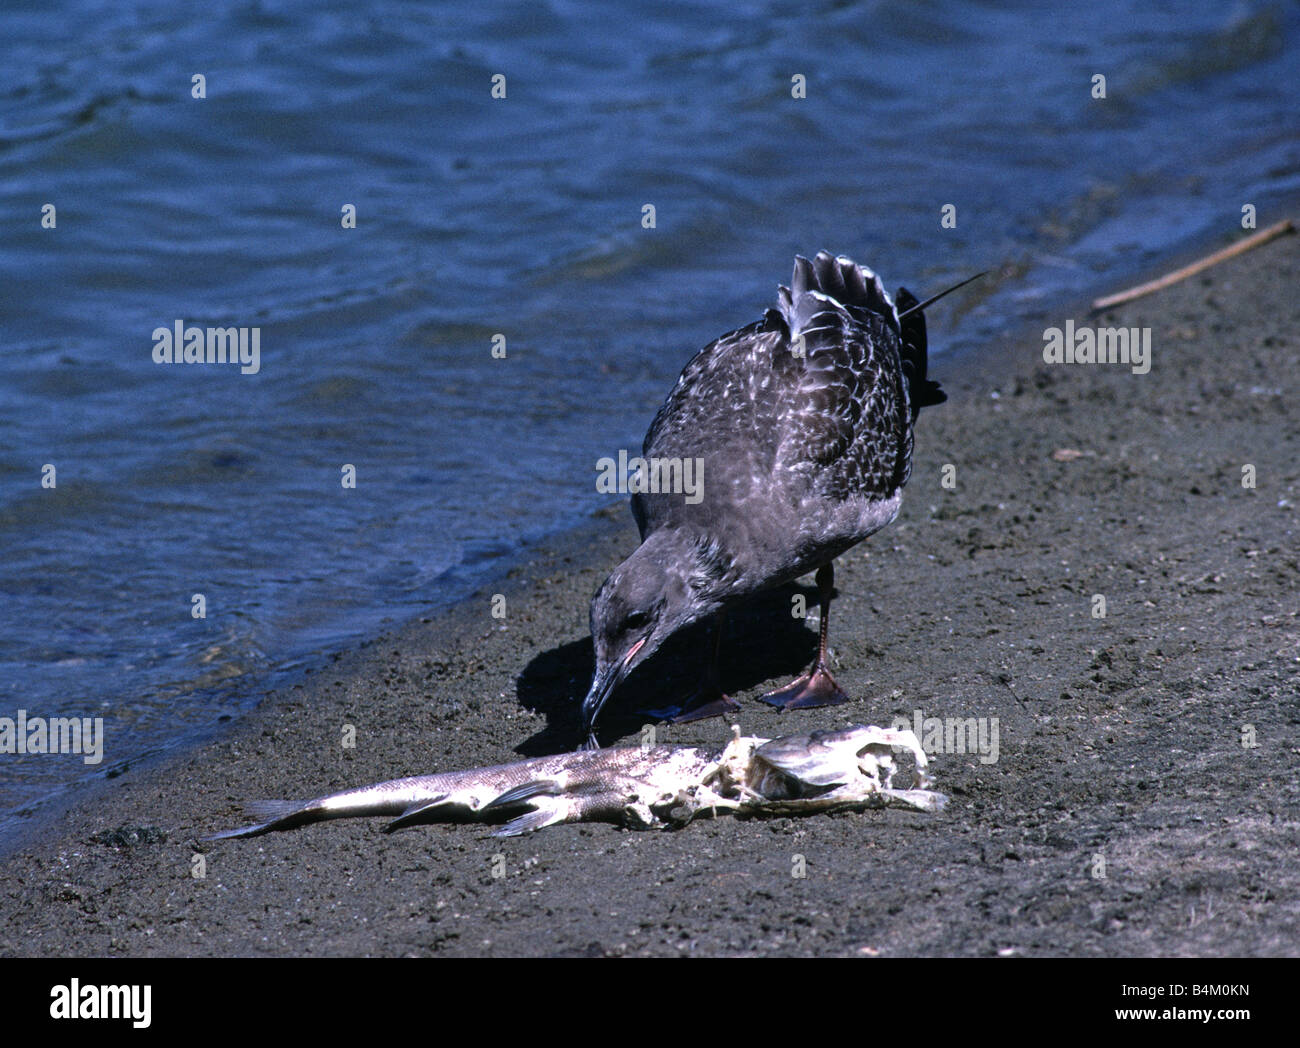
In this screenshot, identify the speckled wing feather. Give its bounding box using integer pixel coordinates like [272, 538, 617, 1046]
[632, 315, 790, 538]
[777, 292, 911, 502]
[632, 252, 914, 540]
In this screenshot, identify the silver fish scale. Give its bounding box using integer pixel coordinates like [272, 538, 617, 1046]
[207, 725, 946, 840]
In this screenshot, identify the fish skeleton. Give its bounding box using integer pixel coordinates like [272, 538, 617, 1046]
[207, 724, 945, 839]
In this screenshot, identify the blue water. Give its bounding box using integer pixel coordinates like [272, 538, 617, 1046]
[1, 0, 1297, 841]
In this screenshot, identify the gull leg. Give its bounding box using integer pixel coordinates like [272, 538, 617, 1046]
[759, 563, 851, 710]
[645, 612, 740, 723]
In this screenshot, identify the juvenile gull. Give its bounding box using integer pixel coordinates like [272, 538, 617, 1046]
[581, 251, 969, 748]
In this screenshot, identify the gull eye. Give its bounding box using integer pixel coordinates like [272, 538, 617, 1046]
[623, 611, 650, 632]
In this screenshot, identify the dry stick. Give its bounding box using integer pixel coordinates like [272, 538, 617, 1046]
[1091, 219, 1294, 312]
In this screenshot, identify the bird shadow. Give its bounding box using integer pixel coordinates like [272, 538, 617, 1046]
[513, 581, 823, 755]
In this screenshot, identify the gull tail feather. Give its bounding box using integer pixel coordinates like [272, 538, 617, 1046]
[895, 287, 945, 421]
[895, 269, 985, 420]
[779, 251, 898, 337]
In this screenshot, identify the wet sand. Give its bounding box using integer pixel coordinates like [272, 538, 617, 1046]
[2, 231, 1297, 957]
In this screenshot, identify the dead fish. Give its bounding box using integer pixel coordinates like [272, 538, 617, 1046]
[206, 724, 945, 840]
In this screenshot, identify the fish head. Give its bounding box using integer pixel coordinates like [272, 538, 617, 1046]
[752, 725, 930, 798]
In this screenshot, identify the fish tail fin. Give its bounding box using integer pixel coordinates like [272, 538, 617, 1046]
[895, 286, 946, 421]
[204, 799, 316, 840]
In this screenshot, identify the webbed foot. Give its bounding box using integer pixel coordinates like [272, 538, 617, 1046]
[644, 685, 740, 724]
[758, 663, 851, 710]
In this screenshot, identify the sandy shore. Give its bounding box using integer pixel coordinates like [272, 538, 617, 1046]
[2, 231, 1297, 957]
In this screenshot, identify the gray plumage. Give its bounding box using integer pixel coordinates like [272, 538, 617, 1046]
[582, 252, 947, 744]
[634, 251, 923, 586]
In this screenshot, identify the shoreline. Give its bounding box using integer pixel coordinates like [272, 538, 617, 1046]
[2, 223, 1297, 956]
[0, 213, 1280, 857]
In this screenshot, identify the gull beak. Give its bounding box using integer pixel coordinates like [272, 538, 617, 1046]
[580, 637, 647, 749]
